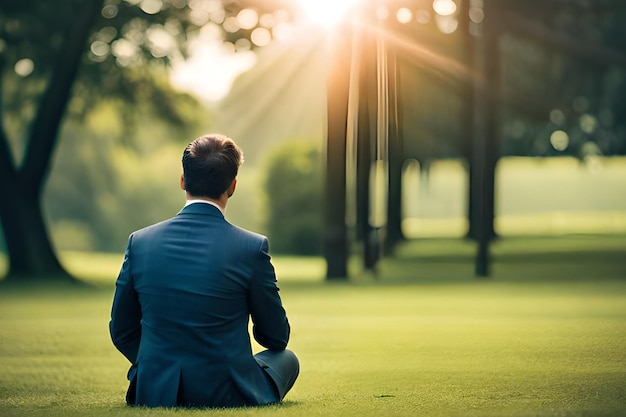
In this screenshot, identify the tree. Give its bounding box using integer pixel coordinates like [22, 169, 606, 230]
[0, 0, 293, 282]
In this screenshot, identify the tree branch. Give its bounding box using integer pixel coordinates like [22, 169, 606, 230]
[20, 0, 103, 195]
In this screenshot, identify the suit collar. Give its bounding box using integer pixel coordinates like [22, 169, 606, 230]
[177, 202, 225, 219]
[184, 199, 224, 214]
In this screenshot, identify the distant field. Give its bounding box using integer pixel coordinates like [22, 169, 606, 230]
[401, 156, 626, 237]
[0, 235, 625, 417]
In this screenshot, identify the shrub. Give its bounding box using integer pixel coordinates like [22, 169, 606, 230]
[262, 141, 323, 255]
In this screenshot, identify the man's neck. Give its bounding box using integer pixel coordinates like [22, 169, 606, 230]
[185, 195, 227, 213]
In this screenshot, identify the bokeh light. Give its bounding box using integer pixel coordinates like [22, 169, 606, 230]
[271, 22, 292, 40]
[147, 27, 175, 57]
[223, 16, 240, 33]
[237, 8, 258, 30]
[579, 114, 597, 134]
[550, 130, 569, 151]
[259, 13, 275, 28]
[268, 9, 291, 39]
[433, 0, 457, 16]
[101, 4, 119, 19]
[188, 0, 223, 24]
[111, 38, 138, 66]
[433, 0, 458, 33]
[435, 15, 458, 34]
[96, 26, 118, 43]
[90, 41, 110, 57]
[14, 58, 34, 77]
[251, 27, 271, 47]
[189, 9, 209, 25]
[235, 38, 251, 52]
[140, 0, 163, 15]
[210, 9, 225, 25]
[396, 8, 413, 24]
[549, 108, 566, 126]
[469, 7, 484, 23]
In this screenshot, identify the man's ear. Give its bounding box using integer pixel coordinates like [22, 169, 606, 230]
[227, 178, 237, 198]
[180, 174, 186, 191]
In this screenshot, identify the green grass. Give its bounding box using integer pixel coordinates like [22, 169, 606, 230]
[1, 236, 625, 417]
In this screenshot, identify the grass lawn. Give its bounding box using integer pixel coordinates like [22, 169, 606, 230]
[0, 235, 625, 416]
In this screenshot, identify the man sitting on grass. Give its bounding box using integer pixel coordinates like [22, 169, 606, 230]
[109, 134, 299, 408]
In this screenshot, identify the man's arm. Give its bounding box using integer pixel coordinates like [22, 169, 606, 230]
[249, 237, 290, 350]
[109, 235, 142, 363]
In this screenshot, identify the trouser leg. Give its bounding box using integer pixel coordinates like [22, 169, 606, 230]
[254, 349, 299, 400]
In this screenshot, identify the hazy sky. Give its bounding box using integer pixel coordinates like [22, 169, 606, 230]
[170, 35, 257, 103]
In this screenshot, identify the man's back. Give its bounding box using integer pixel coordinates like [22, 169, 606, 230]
[110, 203, 290, 407]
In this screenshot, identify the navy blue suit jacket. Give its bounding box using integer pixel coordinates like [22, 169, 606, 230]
[109, 203, 290, 407]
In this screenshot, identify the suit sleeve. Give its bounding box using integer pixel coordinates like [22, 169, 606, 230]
[109, 235, 142, 363]
[249, 237, 290, 350]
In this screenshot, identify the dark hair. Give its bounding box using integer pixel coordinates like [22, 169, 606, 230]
[182, 134, 243, 199]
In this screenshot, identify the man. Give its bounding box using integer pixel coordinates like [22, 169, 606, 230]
[109, 134, 299, 408]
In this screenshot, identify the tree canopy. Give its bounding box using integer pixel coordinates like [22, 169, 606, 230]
[0, 0, 294, 281]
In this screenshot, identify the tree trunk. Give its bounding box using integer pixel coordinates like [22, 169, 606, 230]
[324, 25, 353, 280]
[0, 0, 102, 282]
[385, 52, 404, 254]
[0, 177, 70, 281]
[469, 0, 502, 277]
[482, 0, 501, 245]
[464, 0, 498, 245]
[356, 26, 376, 271]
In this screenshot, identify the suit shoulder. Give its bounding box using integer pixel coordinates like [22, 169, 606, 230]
[229, 223, 267, 243]
[129, 217, 175, 239]
[223, 223, 270, 254]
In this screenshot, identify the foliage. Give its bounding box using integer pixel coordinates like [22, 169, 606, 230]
[494, 0, 626, 159]
[262, 140, 323, 255]
[0, 0, 295, 140]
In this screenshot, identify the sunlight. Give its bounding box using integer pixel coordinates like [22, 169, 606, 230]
[433, 0, 457, 16]
[170, 29, 256, 103]
[295, 0, 358, 27]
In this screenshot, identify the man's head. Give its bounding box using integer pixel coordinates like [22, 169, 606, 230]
[181, 134, 244, 199]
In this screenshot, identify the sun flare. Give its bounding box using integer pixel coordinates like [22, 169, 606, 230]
[295, 0, 358, 27]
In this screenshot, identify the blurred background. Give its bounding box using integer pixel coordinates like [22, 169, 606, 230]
[0, 0, 625, 280]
